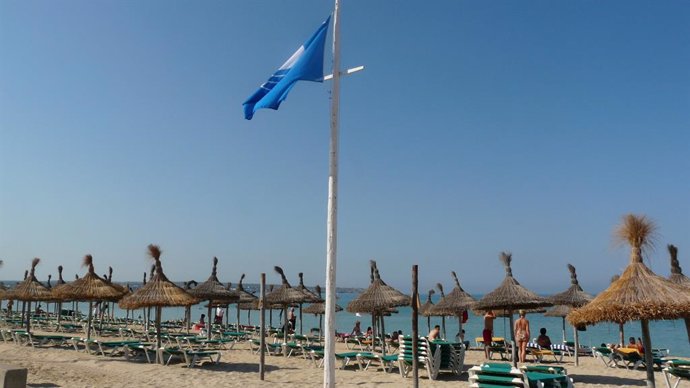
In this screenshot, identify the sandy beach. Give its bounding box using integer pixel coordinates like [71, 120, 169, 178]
[0, 332, 676, 387]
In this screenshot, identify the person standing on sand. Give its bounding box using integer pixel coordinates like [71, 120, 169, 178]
[483, 310, 496, 358]
[514, 310, 530, 363]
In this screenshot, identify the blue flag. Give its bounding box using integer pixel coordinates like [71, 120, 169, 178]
[243, 17, 330, 120]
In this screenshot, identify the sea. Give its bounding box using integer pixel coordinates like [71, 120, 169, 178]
[21, 291, 690, 358]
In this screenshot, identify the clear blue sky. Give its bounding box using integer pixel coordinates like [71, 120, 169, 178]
[1, 1, 688, 294]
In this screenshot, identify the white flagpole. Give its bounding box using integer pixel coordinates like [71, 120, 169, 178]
[323, 0, 341, 386]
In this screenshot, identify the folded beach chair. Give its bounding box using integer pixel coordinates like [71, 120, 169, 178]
[397, 336, 438, 380]
[429, 340, 465, 376]
[469, 362, 573, 388]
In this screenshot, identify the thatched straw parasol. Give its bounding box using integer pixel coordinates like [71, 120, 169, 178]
[346, 260, 409, 355]
[53, 255, 126, 339]
[12, 258, 53, 333]
[667, 244, 690, 347]
[303, 285, 342, 338]
[419, 289, 435, 333]
[294, 272, 322, 335]
[231, 274, 257, 329]
[544, 305, 571, 343]
[188, 257, 239, 339]
[119, 245, 199, 358]
[568, 215, 690, 388]
[549, 264, 593, 365]
[475, 252, 552, 366]
[428, 271, 476, 339]
[265, 266, 312, 346]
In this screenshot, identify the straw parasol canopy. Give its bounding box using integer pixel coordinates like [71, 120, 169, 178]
[188, 257, 239, 338]
[13, 258, 53, 302]
[53, 255, 127, 339]
[550, 264, 594, 308]
[668, 244, 690, 287]
[53, 255, 125, 302]
[568, 214, 690, 387]
[428, 271, 476, 316]
[119, 245, 199, 358]
[475, 252, 552, 312]
[295, 273, 322, 303]
[303, 285, 343, 315]
[346, 261, 409, 313]
[475, 252, 552, 366]
[106, 266, 129, 296]
[549, 263, 594, 365]
[265, 267, 309, 305]
[544, 305, 571, 318]
[567, 217, 690, 325]
[265, 266, 313, 345]
[235, 274, 258, 303]
[346, 260, 408, 356]
[419, 289, 435, 316]
[119, 245, 198, 309]
[12, 258, 53, 333]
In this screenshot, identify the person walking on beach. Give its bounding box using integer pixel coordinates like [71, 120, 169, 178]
[514, 310, 530, 363]
[483, 310, 496, 358]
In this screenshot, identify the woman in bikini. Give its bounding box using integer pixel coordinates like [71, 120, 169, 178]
[514, 310, 530, 363]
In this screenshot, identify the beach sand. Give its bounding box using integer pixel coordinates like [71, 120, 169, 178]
[0, 336, 673, 387]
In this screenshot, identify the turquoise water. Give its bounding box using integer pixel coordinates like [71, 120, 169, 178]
[28, 292, 690, 357]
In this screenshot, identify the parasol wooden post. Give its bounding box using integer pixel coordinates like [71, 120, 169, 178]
[207, 302, 213, 340]
[685, 318, 690, 344]
[380, 314, 386, 356]
[561, 317, 566, 343]
[441, 316, 446, 340]
[26, 301, 31, 333]
[299, 303, 303, 335]
[21, 301, 26, 328]
[509, 309, 517, 368]
[619, 322, 625, 347]
[236, 304, 241, 332]
[87, 301, 93, 340]
[185, 305, 191, 334]
[259, 273, 266, 380]
[155, 306, 162, 364]
[269, 309, 272, 328]
[411, 264, 419, 388]
[427, 316, 431, 334]
[283, 305, 289, 356]
[573, 325, 579, 366]
[640, 319, 655, 388]
[248, 308, 251, 326]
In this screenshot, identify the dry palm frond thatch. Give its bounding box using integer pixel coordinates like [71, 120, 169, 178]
[549, 264, 593, 308]
[428, 271, 476, 316]
[668, 244, 690, 287]
[303, 285, 343, 315]
[475, 252, 552, 311]
[118, 245, 198, 310]
[346, 260, 409, 313]
[567, 214, 690, 387]
[13, 258, 53, 302]
[568, 216, 690, 325]
[53, 255, 125, 302]
[295, 272, 322, 303]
